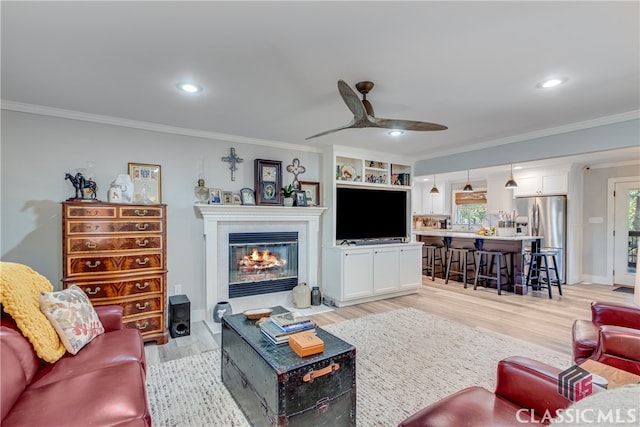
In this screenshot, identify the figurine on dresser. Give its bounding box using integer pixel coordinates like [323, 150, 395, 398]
[65, 172, 98, 201]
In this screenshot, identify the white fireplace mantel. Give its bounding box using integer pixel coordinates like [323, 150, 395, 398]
[196, 204, 326, 331]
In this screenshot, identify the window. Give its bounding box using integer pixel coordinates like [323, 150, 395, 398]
[454, 190, 487, 225]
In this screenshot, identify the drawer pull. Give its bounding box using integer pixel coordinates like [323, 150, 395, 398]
[86, 241, 97, 249]
[136, 282, 150, 290]
[134, 209, 149, 216]
[135, 239, 149, 247]
[303, 362, 340, 383]
[84, 225, 100, 231]
[136, 223, 150, 231]
[85, 260, 101, 268]
[136, 302, 149, 310]
[136, 257, 150, 265]
[136, 321, 149, 330]
[85, 287, 101, 295]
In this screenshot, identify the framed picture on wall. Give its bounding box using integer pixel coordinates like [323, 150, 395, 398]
[128, 163, 161, 204]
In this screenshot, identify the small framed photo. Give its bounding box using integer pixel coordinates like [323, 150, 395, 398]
[222, 191, 233, 205]
[240, 188, 255, 205]
[299, 181, 320, 206]
[295, 190, 308, 207]
[232, 193, 242, 205]
[128, 163, 161, 204]
[209, 188, 222, 205]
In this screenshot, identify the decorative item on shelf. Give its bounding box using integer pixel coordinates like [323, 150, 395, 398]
[505, 164, 518, 189]
[213, 301, 232, 323]
[209, 188, 222, 204]
[232, 193, 242, 205]
[222, 191, 233, 204]
[128, 163, 161, 204]
[281, 184, 295, 207]
[463, 170, 474, 192]
[255, 159, 282, 205]
[240, 188, 256, 205]
[299, 181, 320, 206]
[286, 158, 306, 189]
[294, 190, 308, 207]
[65, 172, 98, 201]
[194, 178, 209, 204]
[429, 174, 440, 194]
[108, 174, 134, 203]
[292, 282, 311, 308]
[311, 286, 322, 306]
[221, 147, 243, 181]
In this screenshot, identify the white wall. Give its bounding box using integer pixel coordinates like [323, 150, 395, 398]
[1, 110, 321, 322]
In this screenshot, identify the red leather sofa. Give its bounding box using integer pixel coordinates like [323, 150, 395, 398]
[398, 356, 572, 426]
[572, 301, 640, 374]
[1, 305, 151, 426]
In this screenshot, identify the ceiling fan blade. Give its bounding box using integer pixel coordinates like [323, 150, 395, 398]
[305, 120, 359, 140]
[337, 80, 368, 120]
[373, 117, 448, 131]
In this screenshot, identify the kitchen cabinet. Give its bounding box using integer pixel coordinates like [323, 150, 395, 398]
[322, 243, 422, 306]
[486, 175, 514, 214]
[513, 173, 568, 197]
[423, 190, 445, 214]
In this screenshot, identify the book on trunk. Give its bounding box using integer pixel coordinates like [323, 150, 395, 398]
[270, 312, 311, 328]
[260, 320, 316, 345]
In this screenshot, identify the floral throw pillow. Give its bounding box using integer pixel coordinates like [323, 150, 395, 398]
[39, 285, 105, 355]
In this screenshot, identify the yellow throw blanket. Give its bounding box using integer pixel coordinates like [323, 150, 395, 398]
[0, 262, 66, 362]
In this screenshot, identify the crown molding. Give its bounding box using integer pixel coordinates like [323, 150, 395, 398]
[0, 100, 323, 154]
[415, 110, 640, 160]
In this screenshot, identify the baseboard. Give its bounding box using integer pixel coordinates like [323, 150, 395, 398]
[580, 275, 612, 285]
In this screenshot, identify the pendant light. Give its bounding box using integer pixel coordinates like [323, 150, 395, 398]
[504, 164, 518, 189]
[463, 170, 474, 192]
[429, 174, 439, 194]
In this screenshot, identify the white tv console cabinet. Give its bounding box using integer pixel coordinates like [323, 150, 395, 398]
[322, 242, 422, 307]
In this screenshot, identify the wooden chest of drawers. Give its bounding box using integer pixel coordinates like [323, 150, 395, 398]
[62, 201, 168, 344]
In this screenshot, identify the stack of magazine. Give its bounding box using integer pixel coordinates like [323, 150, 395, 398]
[260, 312, 317, 345]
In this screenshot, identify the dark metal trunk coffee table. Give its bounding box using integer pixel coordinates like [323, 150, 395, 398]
[221, 306, 356, 426]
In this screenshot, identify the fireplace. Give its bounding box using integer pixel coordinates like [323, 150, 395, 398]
[196, 204, 325, 333]
[228, 232, 298, 298]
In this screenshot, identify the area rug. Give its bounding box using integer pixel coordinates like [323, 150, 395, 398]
[146, 307, 570, 426]
[613, 286, 635, 294]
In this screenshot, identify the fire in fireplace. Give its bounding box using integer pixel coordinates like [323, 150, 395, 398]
[228, 232, 298, 298]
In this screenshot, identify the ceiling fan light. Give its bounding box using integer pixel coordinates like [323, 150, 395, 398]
[387, 130, 405, 137]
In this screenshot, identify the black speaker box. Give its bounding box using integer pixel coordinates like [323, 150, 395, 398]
[168, 294, 190, 338]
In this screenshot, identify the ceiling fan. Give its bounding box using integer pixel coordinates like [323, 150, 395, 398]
[305, 80, 448, 140]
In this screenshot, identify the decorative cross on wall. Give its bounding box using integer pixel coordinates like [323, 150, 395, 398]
[221, 147, 244, 181]
[286, 158, 306, 189]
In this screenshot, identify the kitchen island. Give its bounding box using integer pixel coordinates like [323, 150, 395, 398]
[413, 229, 542, 294]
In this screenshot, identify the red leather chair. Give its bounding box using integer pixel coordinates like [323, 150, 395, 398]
[572, 301, 640, 365]
[398, 356, 572, 427]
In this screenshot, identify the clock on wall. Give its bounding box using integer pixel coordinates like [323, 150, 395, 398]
[255, 159, 282, 205]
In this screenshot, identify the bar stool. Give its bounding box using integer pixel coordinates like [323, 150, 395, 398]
[422, 244, 445, 281]
[474, 250, 511, 295]
[445, 247, 476, 287]
[526, 251, 562, 299]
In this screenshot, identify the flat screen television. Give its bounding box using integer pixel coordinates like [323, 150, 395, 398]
[336, 187, 408, 242]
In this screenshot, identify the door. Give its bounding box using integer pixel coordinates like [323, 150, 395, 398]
[614, 181, 640, 286]
[373, 246, 399, 294]
[398, 245, 422, 290]
[342, 248, 373, 300]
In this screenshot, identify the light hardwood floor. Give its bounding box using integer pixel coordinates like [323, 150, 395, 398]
[144, 277, 635, 366]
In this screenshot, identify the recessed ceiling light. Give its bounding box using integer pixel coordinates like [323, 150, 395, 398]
[513, 165, 523, 170]
[387, 130, 405, 137]
[536, 77, 568, 89]
[177, 81, 202, 94]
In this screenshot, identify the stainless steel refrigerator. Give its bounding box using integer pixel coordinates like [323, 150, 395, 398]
[515, 195, 567, 283]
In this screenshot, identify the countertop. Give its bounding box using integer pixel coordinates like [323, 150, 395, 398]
[412, 229, 541, 241]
